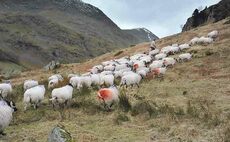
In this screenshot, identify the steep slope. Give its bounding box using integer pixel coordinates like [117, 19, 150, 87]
[182, 0, 230, 31]
[0, 0, 158, 73]
[4, 18, 230, 141]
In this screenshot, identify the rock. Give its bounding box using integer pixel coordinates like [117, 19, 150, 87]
[182, 0, 230, 32]
[44, 60, 61, 71]
[48, 125, 72, 142]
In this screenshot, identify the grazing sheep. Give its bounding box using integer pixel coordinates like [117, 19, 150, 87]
[120, 72, 143, 88]
[0, 99, 17, 135]
[0, 83, 12, 98]
[207, 30, 218, 39]
[178, 53, 192, 62]
[50, 84, 74, 108]
[80, 76, 92, 88]
[198, 36, 213, 44]
[149, 49, 160, 56]
[69, 76, 82, 90]
[97, 86, 119, 110]
[104, 65, 116, 71]
[190, 37, 200, 45]
[149, 60, 164, 70]
[23, 80, 39, 91]
[152, 67, 167, 77]
[179, 44, 190, 50]
[48, 74, 63, 81]
[48, 78, 59, 89]
[115, 63, 129, 71]
[114, 68, 131, 78]
[100, 74, 114, 87]
[155, 53, 167, 60]
[91, 74, 101, 86]
[23, 85, 46, 111]
[163, 57, 176, 67]
[172, 43, 179, 47]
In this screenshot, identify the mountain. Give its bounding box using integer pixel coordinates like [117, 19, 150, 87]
[182, 0, 230, 32]
[0, 0, 158, 73]
[124, 28, 158, 43]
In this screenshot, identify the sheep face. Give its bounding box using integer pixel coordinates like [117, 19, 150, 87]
[6, 100, 17, 112]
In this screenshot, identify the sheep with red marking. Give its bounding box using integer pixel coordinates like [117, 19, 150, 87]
[97, 86, 119, 110]
[152, 67, 167, 77]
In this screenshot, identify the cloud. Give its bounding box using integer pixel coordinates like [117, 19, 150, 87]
[82, 0, 221, 37]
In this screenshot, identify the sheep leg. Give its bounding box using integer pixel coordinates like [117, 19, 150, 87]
[136, 83, 140, 88]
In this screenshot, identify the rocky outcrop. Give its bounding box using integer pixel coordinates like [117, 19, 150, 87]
[182, 0, 230, 32]
[48, 125, 72, 142]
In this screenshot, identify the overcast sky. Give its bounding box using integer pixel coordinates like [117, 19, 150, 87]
[82, 0, 220, 38]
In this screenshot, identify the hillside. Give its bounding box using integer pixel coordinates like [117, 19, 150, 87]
[182, 0, 230, 31]
[0, 0, 158, 74]
[1, 18, 229, 141]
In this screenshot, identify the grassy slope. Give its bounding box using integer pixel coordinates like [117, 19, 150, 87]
[1, 18, 230, 142]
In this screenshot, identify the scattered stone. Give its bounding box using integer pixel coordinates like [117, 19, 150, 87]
[48, 125, 72, 142]
[44, 61, 61, 71]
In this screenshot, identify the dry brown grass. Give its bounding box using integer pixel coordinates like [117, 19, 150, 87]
[1, 18, 230, 142]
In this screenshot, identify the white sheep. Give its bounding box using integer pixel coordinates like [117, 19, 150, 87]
[198, 36, 213, 44]
[97, 86, 119, 110]
[120, 72, 142, 88]
[23, 85, 46, 110]
[0, 83, 12, 98]
[90, 74, 101, 86]
[100, 74, 114, 87]
[23, 80, 39, 91]
[50, 84, 74, 108]
[104, 65, 116, 71]
[114, 68, 131, 78]
[48, 78, 59, 89]
[149, 60, 164, 70]
[207, 30, 218, 39]
[178, 53, 192, 62]
[179, 44, 190, 50]
[48, 74, 63, 81]
[0, 99, 17, 135]
[152, 67, 167, 77]
[163, 57, 176, 67]
[149, 49, 160, 56]
[67, 74, 78, 79]
[190, 37, 200, 45]
[69, 76, 82, 89]
[115, 63, 129, 71]
[155, 53, 167, 60]
[80, 76, 92, 88]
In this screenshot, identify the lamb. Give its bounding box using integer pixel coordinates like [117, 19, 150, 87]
[50, 84, 74, 108]
[23, 80, 39, 91]
[120, 72, 143, 88]
[100, 74, 114, 87]
[155, 53, 167, 60]
[207, 30, 218, 39]
[0, 99, 17, 135]
[97, 86, 119, 110]
[179, 44, 190, 50]
[0, 83, 12, 98]
[163, 57, 176, 67]
[178, 53, 192, 62]
[23, 85, 46, 110]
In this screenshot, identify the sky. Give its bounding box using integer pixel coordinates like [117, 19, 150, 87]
[82, 0, 221, 38]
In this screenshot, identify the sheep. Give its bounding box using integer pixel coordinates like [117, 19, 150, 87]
[120, 72, 143, 88]
[149, 49, 160, 56]
[0, 83, 12, 98]
[162, 57, 176, 67]
[198, 36, 213, 44]
[178, 53, 192, 62]
[207, 30, 218, 39]
[97, 86, 119, 110]
[114, 68, 131, 78]
[190, 37, 200, 45]
[67, 74, 78, 79]
[69, 76, 82, 89]
[172, 43, 179, 47]
[149, 60, 164, 70]
[100, 74, 114, 87]
[90, 74, 101, 86]
[0, 99, 17, 135]
[48, 78, 59, 89]
[50, 84, 74, 108]
[104, 65, 116, 71]
[179, 44, 190, 50]
[155, 53, 167, 60]
[150, 41, 156, 50]
[23, 80, 39, 91]
[151, 67, 167, 77]
[48, 74, 63, 81]
[100, 71, 114, 76]
[133, 61, 146, 71]
[23, 85, 46, 111]
[115, 63, 129, 71]
[80, 76, 92, 88]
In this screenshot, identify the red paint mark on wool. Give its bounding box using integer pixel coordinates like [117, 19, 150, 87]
[97, 89, 112, 100]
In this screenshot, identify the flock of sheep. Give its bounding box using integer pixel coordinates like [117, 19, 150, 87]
[0, 30, 218, 135]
